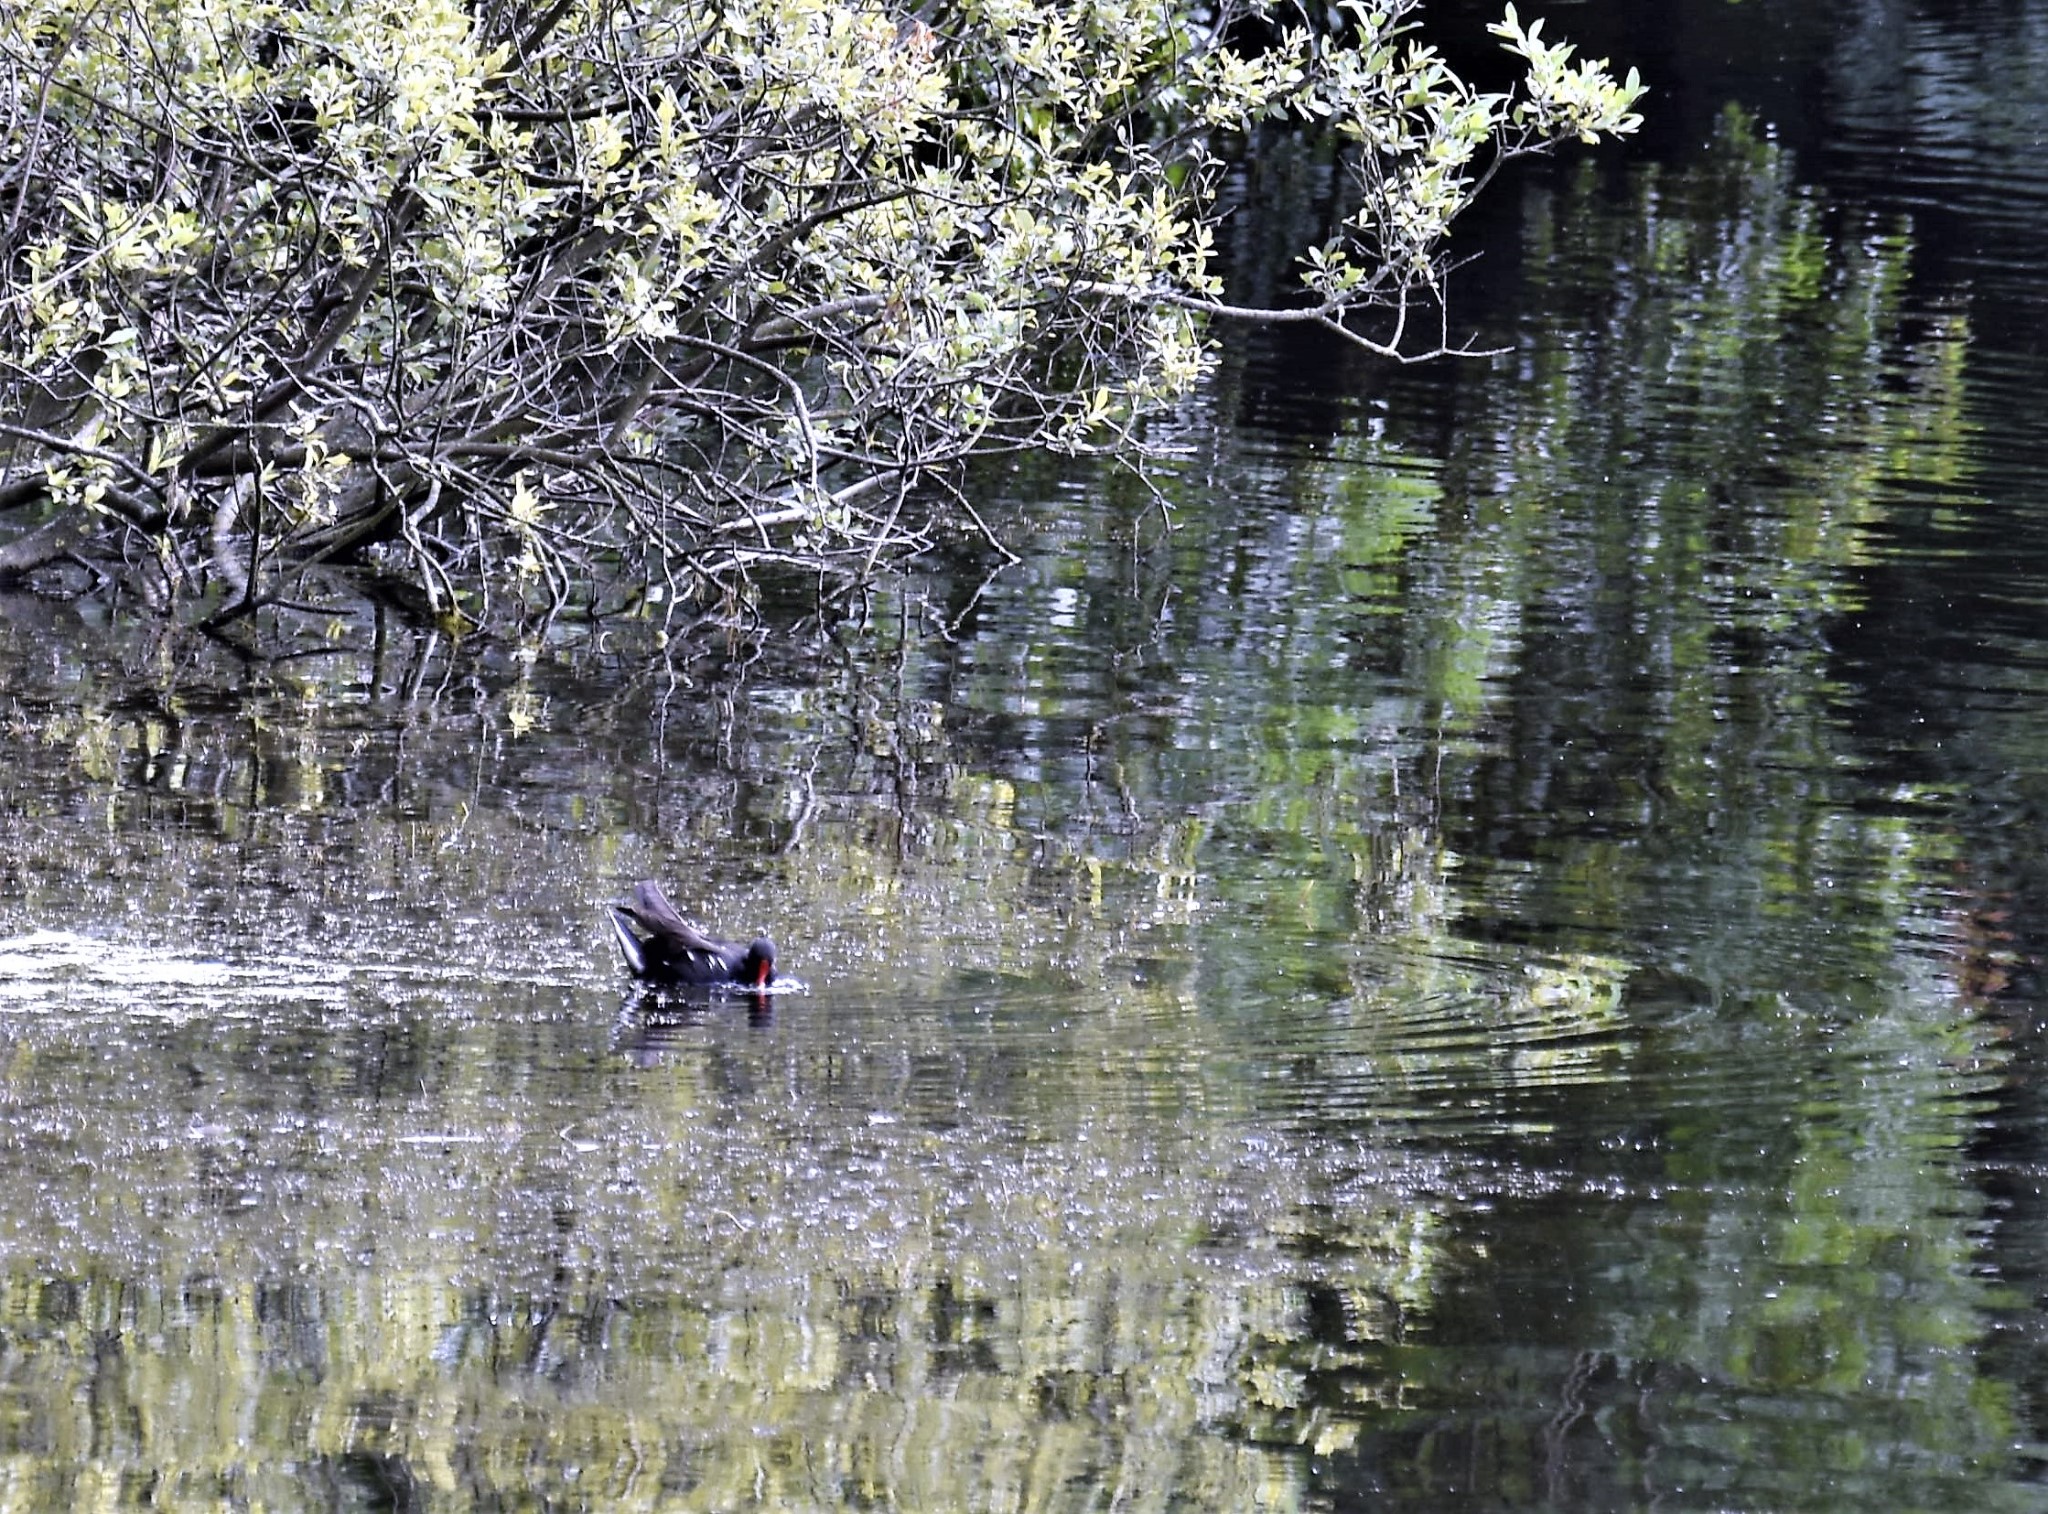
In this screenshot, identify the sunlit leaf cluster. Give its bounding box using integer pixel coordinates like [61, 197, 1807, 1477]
[0, 0, 1641, 631]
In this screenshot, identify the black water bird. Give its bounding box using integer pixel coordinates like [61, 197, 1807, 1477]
[608, 880, 777, 988]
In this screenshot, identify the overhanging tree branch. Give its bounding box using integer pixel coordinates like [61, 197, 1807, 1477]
[0, 0, 1641, 632]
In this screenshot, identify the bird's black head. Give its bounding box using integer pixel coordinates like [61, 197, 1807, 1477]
[743, 938, 776, 987]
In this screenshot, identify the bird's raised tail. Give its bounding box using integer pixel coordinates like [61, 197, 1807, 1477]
[607, 902, 649, 976]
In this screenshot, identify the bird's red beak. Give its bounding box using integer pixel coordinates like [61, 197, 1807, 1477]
[755, 959, 772, 987]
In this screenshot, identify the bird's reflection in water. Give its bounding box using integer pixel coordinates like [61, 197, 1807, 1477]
[612, 985, 777, 1062]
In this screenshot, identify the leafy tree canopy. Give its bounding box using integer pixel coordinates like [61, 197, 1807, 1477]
[0, 0, 1641, 635]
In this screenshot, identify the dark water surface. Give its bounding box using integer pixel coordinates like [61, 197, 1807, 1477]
[8, 1, 2048, 1509]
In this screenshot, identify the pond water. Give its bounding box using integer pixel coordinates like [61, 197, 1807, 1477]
[7, 1, 2048, 1509]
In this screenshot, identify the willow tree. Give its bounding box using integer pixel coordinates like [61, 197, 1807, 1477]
[0, 0, 1641, 632]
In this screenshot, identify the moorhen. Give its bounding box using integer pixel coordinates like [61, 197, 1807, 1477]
[608, 879, 777, 988]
